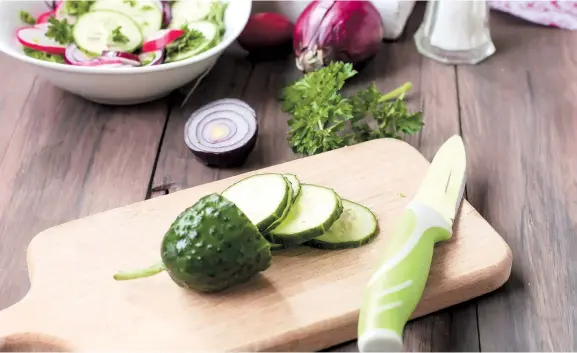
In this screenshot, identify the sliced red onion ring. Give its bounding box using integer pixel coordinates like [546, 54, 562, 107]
[64, 45, 135, 67]
[101, 50, 141, 66]
[184, 101, 258, 168]
[74, 58, 127, 67]
[139, 50, 165, 66]
[65, 44, 97, 65]
[44, 0, 55, 9]
[161, 1, 172, 28]
[141, 29, 184, 53]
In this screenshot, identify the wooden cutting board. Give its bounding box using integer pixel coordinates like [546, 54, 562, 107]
[0, 139, 513, 352]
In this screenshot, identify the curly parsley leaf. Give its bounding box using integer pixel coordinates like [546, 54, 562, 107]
[23, 47, 65, 64]
[111, 26, 130, 44]
[280, 61, 357, 155]
[280, 61, 424, 156]
[19, 10, 36, 25]
[64, 0, 94, 16]
[45, 16, 74, 45]
[165, 25, 206, 61]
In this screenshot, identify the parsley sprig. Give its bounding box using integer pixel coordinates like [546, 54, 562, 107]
[280, 61, 424, 156]
[165, 25, 206, 61]
[23, 47, 65, 64]
[19, 10, 36, 25]
[111, 26, 130, 44]
[45, 16, 74, 45]
[64, 0, 94, 16]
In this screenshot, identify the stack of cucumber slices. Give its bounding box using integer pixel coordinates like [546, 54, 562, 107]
[221, 173, 379, 250]
[16, 0, 226, 67]
[112, 172, 379, 293]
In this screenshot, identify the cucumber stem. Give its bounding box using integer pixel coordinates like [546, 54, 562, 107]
[379, 82, 413, 102]
[113, 261, 167, 281]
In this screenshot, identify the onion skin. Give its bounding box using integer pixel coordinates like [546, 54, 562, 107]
[293, 0, 384, 73]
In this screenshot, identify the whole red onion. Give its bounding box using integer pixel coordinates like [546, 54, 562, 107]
[293, 0, 384, 73]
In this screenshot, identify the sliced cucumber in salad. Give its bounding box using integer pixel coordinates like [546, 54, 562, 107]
[15, 0, 228, 68]
[74, 10, 143, 55]
[165, 21, 219, 63]
[169, 0, 213, 29]
[90, 0, 163, 38]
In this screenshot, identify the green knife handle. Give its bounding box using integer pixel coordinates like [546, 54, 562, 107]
[357, 200, 452, 352]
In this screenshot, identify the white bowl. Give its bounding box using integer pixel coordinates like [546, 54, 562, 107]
[0, 0, 251, 105]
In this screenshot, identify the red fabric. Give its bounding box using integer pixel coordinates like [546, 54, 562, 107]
[489, 0, 577, 29]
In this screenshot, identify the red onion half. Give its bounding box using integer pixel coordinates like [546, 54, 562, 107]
[293, 0, 384, 73]
[184, 99, 258, 168]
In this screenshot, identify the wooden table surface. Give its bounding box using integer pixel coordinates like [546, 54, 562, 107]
[1, 7, 576, 352]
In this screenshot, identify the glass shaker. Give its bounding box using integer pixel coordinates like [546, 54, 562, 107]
[414, 0, 496, 65]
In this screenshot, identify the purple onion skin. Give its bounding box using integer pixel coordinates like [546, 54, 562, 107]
[293, 0, 384, 73]
[45, 0, 56, 10]
[162, 2, 172, 28]
[191, 126, 258, 168]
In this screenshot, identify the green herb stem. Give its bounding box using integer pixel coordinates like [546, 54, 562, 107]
[379, 81, 413, 102]
[113, 261, 167, 281]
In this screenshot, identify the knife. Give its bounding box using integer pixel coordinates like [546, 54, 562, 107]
[357, 135, 467, 352]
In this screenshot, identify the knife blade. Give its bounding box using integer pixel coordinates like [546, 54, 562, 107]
[357, 135, 467, 352]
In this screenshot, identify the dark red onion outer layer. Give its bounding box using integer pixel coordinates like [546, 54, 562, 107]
[161, 1, 172, 28]
[184, 101, 258, 168]
[293, 0, 384, 72]
[44, 0, 56, 10]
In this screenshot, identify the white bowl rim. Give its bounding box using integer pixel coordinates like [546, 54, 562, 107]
[0, 0, 251, 75]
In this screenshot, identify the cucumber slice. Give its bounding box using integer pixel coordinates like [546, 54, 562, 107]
[73, 10, 143, 55]
[169, 0, 213, 29]
[262, 175, 294, 233]
[283, 174, 301, 201]
[91, 0, 163, 38]
[221, 173, 291, 233]
[165, 21, 218, 63]
[306, 199, 379, 250]
[267, 184, 344, 246]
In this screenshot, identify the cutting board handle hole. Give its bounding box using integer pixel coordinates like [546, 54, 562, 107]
[0, 333, 73, 352]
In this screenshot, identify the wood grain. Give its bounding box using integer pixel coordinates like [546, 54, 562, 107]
[0, 139, 512, 352]
[0, 52, 168, 332]
[457, 11, 577, 352]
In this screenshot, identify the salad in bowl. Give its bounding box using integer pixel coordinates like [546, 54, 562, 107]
[0, 0, 251, 104]
[17, 0, 227, 68]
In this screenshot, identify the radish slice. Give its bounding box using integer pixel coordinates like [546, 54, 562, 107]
[141, 29, 184, 53]
[139, 50, 165, 66]
[17, 23, 66, 55]
[64, 44, 97, 65]
[101, 50, 141, 66]
[37, 11, 55, 24]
